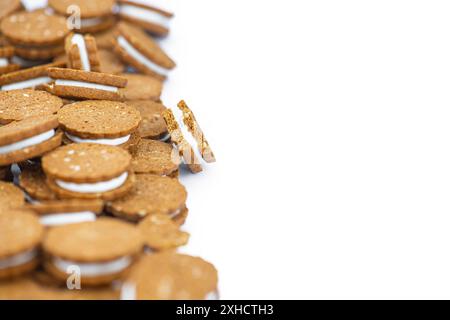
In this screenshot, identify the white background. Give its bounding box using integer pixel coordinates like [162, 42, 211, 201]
[24, 0, 450, 299]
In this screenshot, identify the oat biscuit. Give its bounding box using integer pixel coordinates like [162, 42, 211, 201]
[0, 0, 22, 21]
[126, 100, 168, 139]
[0, 46, 19, 75]
[65, 33, 101, 72]
[18, 163, 58, 201]
[130, 139, 180, 176]
[0, 181, 25, 209]
[118, 73, 162, 101]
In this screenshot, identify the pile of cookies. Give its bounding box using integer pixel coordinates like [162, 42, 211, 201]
[0, 0, 218, 300]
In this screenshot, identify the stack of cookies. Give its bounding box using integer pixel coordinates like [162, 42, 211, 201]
[0, 0, 218, 300]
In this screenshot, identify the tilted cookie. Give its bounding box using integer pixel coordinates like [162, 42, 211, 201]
[57, 100, 141, 148]
[43, 218, 143, 286]
[117, 0, 173, 37]
[118, 73, 162, 101]
[126, 100, 168, 139]
[42, 143, 134, 200]
[46, 67, 127, 101]
[113, 22, 175, 80]
[18, 163, 58, 201]
[0, 115, 62, 166]
[65, 33, 101, 72]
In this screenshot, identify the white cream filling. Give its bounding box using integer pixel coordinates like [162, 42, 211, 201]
[1, 77, 52, 91]
[0, 58, 8, 67]
[65, 132, 131, 146]
[119, 4, 170, 28]
[40, 211, 97, 226]
[80, 17, 105, 28]
[158, 132, 171, 142]
[0, 130, 55, 154]
[117, 36, 170, 76]
[56, 171, 128, 193]
[55, 80, 118, 92]
[71, 34, 90, 71]
[0, 249, 37, 269]
[53, 256, 131, 277]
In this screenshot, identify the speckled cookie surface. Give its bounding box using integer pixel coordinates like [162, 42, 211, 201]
[43, 218, 143, 262]
[118, 74, 162, 101]
[19, 164, 58, 201]
[138, 214, 189, 251]
[58, 100, 141, 139]
[0, 61, 65, 87]
[0, 115, 59, 146]
[126, 100, 167, 138]
[0, 210, 43, 258]
[26, 199, 104, 215]
[0, 0, 22, 21]
[0, 181, 25, 210]
[42, 143, 131, 183]
[98, 49, 126, 74]
[0, 90, 63, 124]
[126, 253, 218, 300]
[49, 0, 115, 18]
[130, 139, 179, 175]
[94, 27, 118, 49]
[1, 11, 69, 46]
[48, 67, 128, 87]
[107, 174, 187, 221]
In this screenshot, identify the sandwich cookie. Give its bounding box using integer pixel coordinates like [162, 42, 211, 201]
[46, 67, 127, 101]
[126, 100, 168, 139]
[0, 61, 65, 91]
[130, 139, 180, 177]
[0, 0, 22, 21]
[19, 163, 58, 201]
[118, 73, 162, 101]
[113, 22, 175, 80]
[121, 253, 218, 300]
[94, 26, 118, 50]
[106, 174, 187, 222]
[48, 0, 116, 34]
[26, 199, 104, 227]
[0, 210, 44, 279]
[54, 49, 126, 74]
[0, 181, 25, 210]
[0, 90, 63, 124]
[0, 115, 62, 166]
[57, 100, 141, 148]
[42, 143, 134, 200]
[138, 214, 189, 251]
[0, 46, 19, 75]
[65, 33, 101, 72]
[118, 0, 173, 37]
[43, 218, 143, 286]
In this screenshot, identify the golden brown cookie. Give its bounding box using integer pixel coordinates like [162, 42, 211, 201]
[0, 0, 22, 21]
[0, 210, 44, 279]
[130, 139, 180, 176]
[19, 162, 58, 201]
[43, 218, 143, 286]
[122, 253, 218, 300]
[118, 73, 162, 101]
[13, 43, 65, 61]
[126, 100, 168, 139]
[138, 214, 189, 251]
[94, 27, 118, 50]
[42, 143, 133, 200]
[0, 115, 62, 166]
[46, 67, 127, 101]
[117, 0, 173, 37]
[113, 22, 175, 80]
[0, 46, 20, 75]
[0, 181, 25, 210]
[98, 49, 126, 74]
[57, 100, 141, 147]
[65, 33, 100, 72]
[0, 90, 63, 124]
[49, 0, 115, 19]
[106, 174, 187, 222]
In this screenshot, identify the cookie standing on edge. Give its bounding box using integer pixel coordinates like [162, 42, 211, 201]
[118, 0, 173, 37]
[65, 33, 101, 72]
[26, 199, 104, 227]
[118, 73, 162, 101]
[126, 100, 168, 140]
[46, 67, 127, 101]
[0, 46, 19, 75]
[0, 61, 65, 91]
[57, 100, 141, 148]
[113, 22, 176, 80]
[42, 143, 134, 200]
[0, 115, 62, 166]
[43, 218, 143, 286]
[0, 90, 63, 124]
[121, 253, 219, 300]
[0, 210, 44, 279]
[106, 174, 187, 222]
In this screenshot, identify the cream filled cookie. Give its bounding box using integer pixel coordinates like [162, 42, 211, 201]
[65, 33, 101, 72]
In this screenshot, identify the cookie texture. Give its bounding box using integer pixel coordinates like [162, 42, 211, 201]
[0, 0, 22, 21]
[118, 74, 162, 101]
[0, 181, 25, 210]
[26, 199, 104, 215]
[49, 0, 115, 18]
[58, 100, 141, 139]
[138, 214, 189, 251]
[94, 27, 118, 49]
[0, 90, 63, 124]
[0, 61, 65, 87]
[130, 139, 179, 175]
[1, 11, 69, 46]
[107, 174, 187, 221]
[0, 115, 59, 145]
[126, 100, 167, 138]
[42, 143, 131, 183]
[65, 34, 101, 72]
[19, 163, 58, 201]
[48, 68, 128, 87]
[13, 44, 65, 60]
[98, 49, 126, 74]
